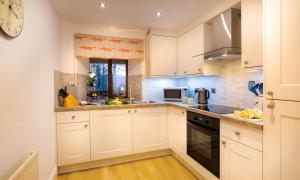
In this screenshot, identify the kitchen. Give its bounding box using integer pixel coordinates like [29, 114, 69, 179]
[0, 0, 299, 180]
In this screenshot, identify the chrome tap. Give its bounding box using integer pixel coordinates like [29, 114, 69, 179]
[129, 81, 141, 103]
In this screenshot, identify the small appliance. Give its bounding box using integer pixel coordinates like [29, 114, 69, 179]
[197, 88, 210, 104]
[163, 87, 188, 101]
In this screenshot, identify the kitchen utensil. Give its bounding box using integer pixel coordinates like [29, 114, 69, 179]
[248, 81, 259, 96]
[258, 83, 263, 94]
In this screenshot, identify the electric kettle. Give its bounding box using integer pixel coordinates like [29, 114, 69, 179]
[198, 88, 210, 104]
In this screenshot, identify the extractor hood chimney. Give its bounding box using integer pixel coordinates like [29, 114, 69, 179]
[200, 8, 241, 61]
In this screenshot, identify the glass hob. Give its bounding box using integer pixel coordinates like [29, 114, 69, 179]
[190, 104, 242, 114]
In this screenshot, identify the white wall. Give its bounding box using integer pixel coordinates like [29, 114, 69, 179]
[0, 0, 61, 179]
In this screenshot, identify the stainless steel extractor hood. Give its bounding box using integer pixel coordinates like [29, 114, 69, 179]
[200, 8, 241, 61]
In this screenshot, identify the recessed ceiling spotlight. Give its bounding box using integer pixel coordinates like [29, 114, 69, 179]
[156, 12, 161, 17]
[99, 2, 106, 8]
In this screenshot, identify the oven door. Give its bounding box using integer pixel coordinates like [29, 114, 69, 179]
[187, 121, 220, 178]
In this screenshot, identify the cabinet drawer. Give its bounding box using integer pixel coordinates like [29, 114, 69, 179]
[57, 111, 89, 124]
[221, 120, 262, 151]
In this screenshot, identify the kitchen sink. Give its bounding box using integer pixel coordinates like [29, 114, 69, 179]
[129, 100, 157, 104]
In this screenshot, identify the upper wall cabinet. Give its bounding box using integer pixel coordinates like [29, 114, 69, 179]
[146, 33, 177, 77]
[177, 24, 221, 76]
[265, 0, 300, 101]
[241, 0, 263, 68]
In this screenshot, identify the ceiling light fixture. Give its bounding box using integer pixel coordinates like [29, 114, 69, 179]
[100, 2, 106, 8]
[156, 12, 161, 17]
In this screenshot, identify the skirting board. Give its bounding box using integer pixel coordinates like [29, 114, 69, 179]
[58, 149, 172, 175]
[48, 166, 58, 180]
[171, 152, 206, 180]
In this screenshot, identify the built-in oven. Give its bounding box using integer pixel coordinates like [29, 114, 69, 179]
[187, 111, 220, 178]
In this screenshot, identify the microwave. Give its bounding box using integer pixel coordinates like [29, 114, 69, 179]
[164, 87, 188, 101]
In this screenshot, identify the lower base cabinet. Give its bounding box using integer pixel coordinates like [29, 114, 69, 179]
[168, 107, 187, 159]
[56, 107, 264, 180]
[90, 109, 133, 160]
[133, 107, 168, 153]
[57, 122, 90, 166]
[221, 136, 262, 180]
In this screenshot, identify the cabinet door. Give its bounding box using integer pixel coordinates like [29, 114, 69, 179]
[133, 107, 168, 153]
[241, 0, 263, 68]
[221, 136, 262, 180]
[90, 109, 133, 160]
[264, 100, 300, 180]
[177, 24, 204, 76]
[265, 0, 300, 101]
[57, 122, 90, 166]
[177, 34, 189, 76]
[150, 35, 177, 76]
[186, 24, 205, 75]
[168, 108, 187, 159]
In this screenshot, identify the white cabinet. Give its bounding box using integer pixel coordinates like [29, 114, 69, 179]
[168, 107, 187, 159]
[57, 122, 90, 166]
[177, 33, 189, 75]
[177, 24, 204, 75]
[241, 0, 263, 68]
[133, 107, 168, 153]
[90, 109, 133, 160]
[221, 136, 262, 180]
[265, 0, 300, 101]
[264, 100, 300, 180]
[56, 111, 89, 124]
[221, 120, 262, 151]
[186, 24, 205, 75]
[177, 24, 221, 76]
[264, 0, 300, 178]
[146, 34, 177, 76]
[220, 120, 262, 180]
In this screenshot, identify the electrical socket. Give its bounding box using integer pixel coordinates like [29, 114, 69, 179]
[211, 88, 216, 94]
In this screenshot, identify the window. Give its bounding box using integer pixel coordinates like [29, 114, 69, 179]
[88, 59, 128, 98]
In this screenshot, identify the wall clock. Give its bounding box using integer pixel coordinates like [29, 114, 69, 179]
[0, 0, 24, 38]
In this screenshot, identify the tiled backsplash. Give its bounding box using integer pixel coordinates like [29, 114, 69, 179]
[55, 59, 263, 109]
[143, 60, 263, 108]
[54, 60, 143, 107]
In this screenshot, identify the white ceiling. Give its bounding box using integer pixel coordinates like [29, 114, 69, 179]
[51, 0, 233, 30]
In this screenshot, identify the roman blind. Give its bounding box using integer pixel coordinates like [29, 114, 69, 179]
[74, 34, 144, 60]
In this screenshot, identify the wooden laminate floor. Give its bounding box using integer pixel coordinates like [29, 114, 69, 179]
[57, 155, 197, 180]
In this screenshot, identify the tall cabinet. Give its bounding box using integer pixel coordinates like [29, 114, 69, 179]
[264, 0, 300, 179]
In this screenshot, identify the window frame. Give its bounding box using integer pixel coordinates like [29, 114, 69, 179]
[89, 58, 128, 98]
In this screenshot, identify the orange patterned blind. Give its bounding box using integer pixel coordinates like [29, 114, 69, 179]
[74, 34, 144, 60]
